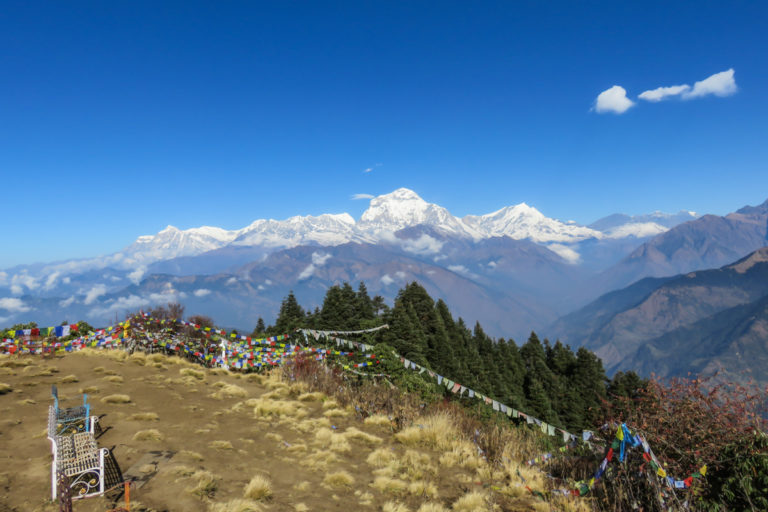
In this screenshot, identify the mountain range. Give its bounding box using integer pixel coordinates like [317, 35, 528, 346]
[2, 188, 767, 383]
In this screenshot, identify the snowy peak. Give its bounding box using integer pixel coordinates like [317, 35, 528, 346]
[589, 210, 699, 239]
[464, 204, 601, 243]
[233, 213, 366, 248]
[359, 188, 478, 238]
[123, 224, 238, 263]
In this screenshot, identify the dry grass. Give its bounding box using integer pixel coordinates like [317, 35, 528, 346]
[133, 429, 164, 441]
[104, 375, 124, 383]
[79, 386, 100, 394]
[169, 464, 196, 477]
[297, 391, 324, 401]
[0, 383, 12, 395]
[180, 368, 205, 380]
[101, 393, 131, 404]
[315, 427, 351, 452]
[251, 398, 306, 419]
[129, 412, 159, 421]
[343, 426, 382, 445]
[366, 447, 398, 467]
[395, 413, 458, 451]
[130, 352, 147, 365]
[294, 503, 309, 512]
[0, 359, 30, 368]
[300, 449, 338, 470]
[372, 476, 408, 494]
[323, 407, 350, 418]
[209, 498, 264, 512]
[364, 414, 392, 427]
[452, 491, 489, 511]
[323, 470, 355, 488]
[243, 474, 272, 501]
[213, 383, 248, 399]
[417, 503, 448, 512]
[60, 374, 79, 383]
[18, 398, 36, 405]
[382, 500, 411, 512]
[189, 470, 218, 498]
[210, 440, 234, 451]
[407, 480, 438, 498]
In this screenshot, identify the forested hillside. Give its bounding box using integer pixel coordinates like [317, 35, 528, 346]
[258, 281, 634, 433]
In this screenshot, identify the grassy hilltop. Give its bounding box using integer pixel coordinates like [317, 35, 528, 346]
[0, 349, 578, 512]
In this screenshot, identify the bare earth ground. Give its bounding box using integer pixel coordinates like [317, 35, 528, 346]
[0, 350, 570, 512]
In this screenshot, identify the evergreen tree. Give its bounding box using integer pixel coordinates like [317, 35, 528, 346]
[271, 291, 306, 334]
[251, 317, 266, 338]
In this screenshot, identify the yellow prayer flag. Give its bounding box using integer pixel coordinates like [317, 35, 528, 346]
[657, 468, 666, 478]
[700, 465, 707, 476]
[616, 427, 624, 441]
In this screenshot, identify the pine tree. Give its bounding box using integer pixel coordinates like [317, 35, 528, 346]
[251, 317, 266, 338]
[271, 291, 306, 334]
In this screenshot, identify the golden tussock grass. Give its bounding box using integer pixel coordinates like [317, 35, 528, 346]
[299, 449, 338, 470]
[265, 432, 282, 443]
[178, 450, 204, 462]
[395, 413, 458, 451]
[323, 407, 350, 418]
[314, 427, 351, 452]
[252, 398, 306, 419]
[401, 449, 437, 479]
[213, 383, 248, 399]
[451, 491, 489, 512]
[343, 426, 382, 445]
[382, 501, 411, 512]
[408, 480, 439, 498]
[547, 495, 593, 512]
[79, 386, 100, 394]
[101, 394, 131, 404]
[189, 470, 218, 498]
[0, 367, 14, 376]
[92, 366, 105, 373]
[297, 391, 324, 402]
[371, 476, 408, 494]
[366, 447, 398, 468]
[18, 398, 36, 405]
[209, 498, 265, 512]
[0, 359, 30, 368]
[129, 412, 159, 421]
[262, 389, 289, 400]
[129, 352, 147, 365]
[180, 368, 205, 380]
[417, 503, 448, 512]
[286, 443, 307, 453]
[294, 503, 309, 512]
[364, 414, 392, 427]
[323, 470, 355, 488]
[60, 374, 79, 383]
[438, 442, 481, 470]
[210, 440, 234, 450]
[244, 373, 263, 384]
[133, 429, 164, 441]
[243, 474, 273, 500]
[321, 398, 339, 409]
[0, 383, 12, 394]
[104, 375, 124, 383]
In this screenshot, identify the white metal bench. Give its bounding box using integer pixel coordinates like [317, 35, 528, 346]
[48, 432, 109, 499]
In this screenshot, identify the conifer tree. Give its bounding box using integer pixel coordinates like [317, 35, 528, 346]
[271, 291, 306, 334]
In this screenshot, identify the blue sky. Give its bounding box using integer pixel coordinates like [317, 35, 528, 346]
[2, 1, 767, 268]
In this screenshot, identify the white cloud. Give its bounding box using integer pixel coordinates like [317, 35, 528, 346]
[226, 277, 237, 285]
[298, 252, 332, 280]
[59, 296, 76, 308]
[363, 168, 373, 173]
[265, 279, 272, 285]
[84, 284, 107, 305]
[638, 84, 690, 102]
[258, 284, 266, 290]
[0, 271, 7, 285]
[352, 193, 375, 200]
[448, 264, 469, 274]
[395, 271, 406, 280]
[0, 297, 31, 313]
[10, 272, 40, 294]
[400, 234, 445, 256]
[10, 285, 23, 295]
[128, 267, 146, 284]
[547, 244, 581, 263]
[43, 271, 61, 291]
[487, 261, 497, 268]
[683, 69, 737, 99]
[380, 274, 394, 286]
[595, 85, 634, 114]
[62, 277, 71, 284]
[193, 289, 211, 297]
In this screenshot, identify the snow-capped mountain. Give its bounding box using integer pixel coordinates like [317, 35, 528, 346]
[122, 225, 238, 264]
[232, 213, 370, 248]
[358, 188, 482, 239]
[464, 203, 601, 243]
[589, 211, 699, 238]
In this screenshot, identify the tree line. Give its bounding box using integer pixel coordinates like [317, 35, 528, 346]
[255, 280, 642, 432]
